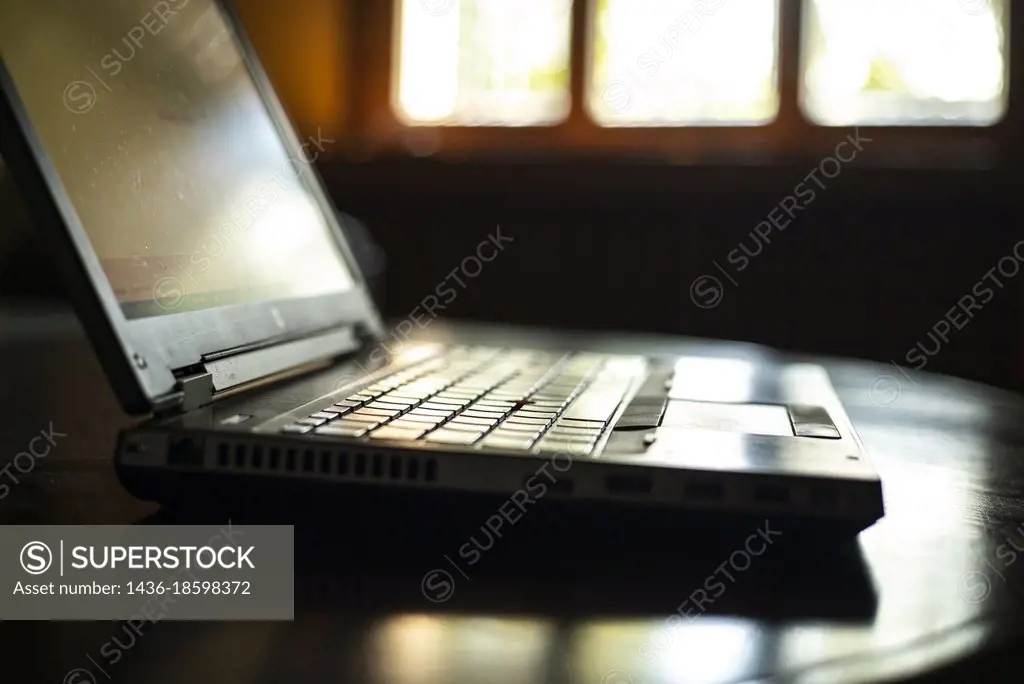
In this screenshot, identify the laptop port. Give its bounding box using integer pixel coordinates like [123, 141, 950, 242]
[753, 483, 791, 505]
[167, 437, 203, 468]
[605, 474, 653, 495]
[549, 479, 573, 494]
[523, 474, 573, 494]
[424, 458, 438, 482]
[684, 480, 724, 501]
[809, 485, 839, 510]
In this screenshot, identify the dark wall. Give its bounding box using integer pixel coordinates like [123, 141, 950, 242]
[3, 148, 1021, 392]
[324, 159, 1023, 391]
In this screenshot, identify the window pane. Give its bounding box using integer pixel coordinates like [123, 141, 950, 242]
[802, 0, 1009, 126]
[395, 0, 572, 125]
[590, 0, 780, 126]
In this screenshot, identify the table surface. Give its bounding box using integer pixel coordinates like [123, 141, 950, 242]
[2, 306, 1024, 684]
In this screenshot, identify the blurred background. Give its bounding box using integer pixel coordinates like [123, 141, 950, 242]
[1, 0, 1022, 390]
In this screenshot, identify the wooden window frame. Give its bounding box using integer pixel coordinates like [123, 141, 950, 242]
[342, 0, 1022, 167]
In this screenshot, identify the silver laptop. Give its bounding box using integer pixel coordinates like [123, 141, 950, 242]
[0, 0, 883, 532]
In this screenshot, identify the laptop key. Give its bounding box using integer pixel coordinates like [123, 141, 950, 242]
[493, 423, 544, 436]
[443, 421, 489, 433]
[561, 390, 625, 423]
[376, 395, 419, 406]
[340, 412, 384, 424]
[473, 401, 515, 410]
[410, 408, 455, 418]
[319, 406, 345, 415]
[548, 428, 602, 438]
[535, 439, 594, 456]
[343, 416, 386, 429]
[525, 400, 564, 409]
[399, 386, 444, 398]
[315, 424, 368, 438]
[532, 393, 572, 402]
[461, 410, 506, 420]
[505, 416, 551, 426]
[480, 435, 536, 451]
[367, 401, 411, 412]
[386, 390, 430, 401]
[557, 418, 606, 429]
[442, 385, 481, 394]
[281, 424, 313, 434]
[542, 433, 596, 445]
[544, 384, 581, 395]
[398, 413, 446, 425]
[356, 408, 402, 418]
[420, 401, 464, 411]
[514, 409, 559, 419]
[551, 413, 602, 424]
[448, 416, 497, 427]
[297, 417, 328, 427]
[333, 416, 379, 429]
[386, 419, 436, 433]
[370, 426, 429, 441]
[425, 430, 484, 445]
[430, 398, 472, 409]
[334, 399, 363, 408]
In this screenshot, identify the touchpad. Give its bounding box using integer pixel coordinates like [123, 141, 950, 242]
[660, 400, 794, 437]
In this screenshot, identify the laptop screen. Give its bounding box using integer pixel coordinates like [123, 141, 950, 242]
[0, 0, 356, 318]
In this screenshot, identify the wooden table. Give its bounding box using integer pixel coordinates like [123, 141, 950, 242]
[2, 306, 1023, 683]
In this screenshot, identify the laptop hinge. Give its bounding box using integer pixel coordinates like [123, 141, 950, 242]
[154, 324, 365, 415]
[179, 372, 215, 412]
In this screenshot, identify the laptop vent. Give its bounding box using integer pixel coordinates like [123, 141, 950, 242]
[207, 441, 438, 484]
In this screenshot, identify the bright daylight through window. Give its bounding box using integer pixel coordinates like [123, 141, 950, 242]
[395, 0, 1010, 128]
[801, 0, 1008, 125]
[395, 0, 572, 125]
[589, 0, 780, 126]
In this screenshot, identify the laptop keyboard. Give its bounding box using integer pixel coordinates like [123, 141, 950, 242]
[278, 347, 641, 455]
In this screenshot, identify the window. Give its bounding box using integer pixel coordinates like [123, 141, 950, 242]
[590, 0, 780, 126]
[393, 0, 1011, 129]
[395, 0, 573, 125]
[801, 0, 1009, 126]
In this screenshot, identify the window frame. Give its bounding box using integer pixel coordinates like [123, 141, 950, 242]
[350, 0, 1020, 167]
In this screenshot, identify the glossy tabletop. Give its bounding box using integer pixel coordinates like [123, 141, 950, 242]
[1, 306, 1023, 684]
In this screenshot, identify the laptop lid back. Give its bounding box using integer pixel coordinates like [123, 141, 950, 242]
[0, 0, 383, 414]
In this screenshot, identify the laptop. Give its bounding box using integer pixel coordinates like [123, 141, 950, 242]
[0, 0, 883, 532]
